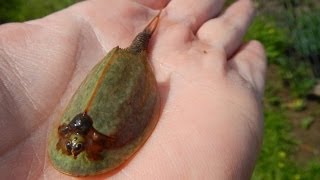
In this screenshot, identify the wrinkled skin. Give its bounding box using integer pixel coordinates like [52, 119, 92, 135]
[0, 0, 266, 179]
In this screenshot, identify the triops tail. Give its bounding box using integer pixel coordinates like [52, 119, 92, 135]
[144, 9, 162, 35]
[127, 10, 162, 53]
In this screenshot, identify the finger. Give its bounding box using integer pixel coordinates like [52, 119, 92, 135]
[197, 0, 255, 57]
[229, 40, 267, 97]
[164, 0, 225, 31]
[132, 0, 171, 9]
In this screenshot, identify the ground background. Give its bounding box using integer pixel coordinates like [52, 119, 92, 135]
[0, 0, 319, 179]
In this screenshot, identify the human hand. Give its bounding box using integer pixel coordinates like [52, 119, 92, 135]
[0, 0, 266, 179]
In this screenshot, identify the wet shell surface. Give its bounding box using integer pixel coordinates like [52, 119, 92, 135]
[48, 12, 161, 176]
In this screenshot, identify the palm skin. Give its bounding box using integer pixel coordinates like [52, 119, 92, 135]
[0, 0, 266, 179]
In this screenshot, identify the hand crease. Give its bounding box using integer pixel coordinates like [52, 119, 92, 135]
[10, 62, 40, 113]
[75, 11, 108, 52]
[1, 44, 42, 113]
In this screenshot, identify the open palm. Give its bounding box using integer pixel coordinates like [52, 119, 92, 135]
[0, 0, 266, 179]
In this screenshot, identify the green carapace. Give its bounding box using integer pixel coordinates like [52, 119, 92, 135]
[48, 12, 161, 176]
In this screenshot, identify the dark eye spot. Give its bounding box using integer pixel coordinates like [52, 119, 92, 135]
[66, 141, 72, 151]
[74, 143, 83, 152]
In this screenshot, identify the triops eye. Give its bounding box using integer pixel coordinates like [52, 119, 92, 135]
[66, 141, 72, 151]
[74, 143, 83, 152]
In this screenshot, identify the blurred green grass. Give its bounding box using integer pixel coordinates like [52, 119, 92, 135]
[247, 1, 320, 179]
[1, 0, 320, 179]
[0, 0, 78, 23]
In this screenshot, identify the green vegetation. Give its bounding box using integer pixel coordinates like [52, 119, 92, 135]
[253, 109, 299, 179]
[292, 11, 320, 77]
[247, 3, 320, 179]
[293, 11, 320, 58]
[0, 0, 319, 179]
[0, 0, 78, 23]
[300, 116, 315, 130]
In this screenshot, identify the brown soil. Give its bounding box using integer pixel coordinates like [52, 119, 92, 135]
[288, 100, 320, 164]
